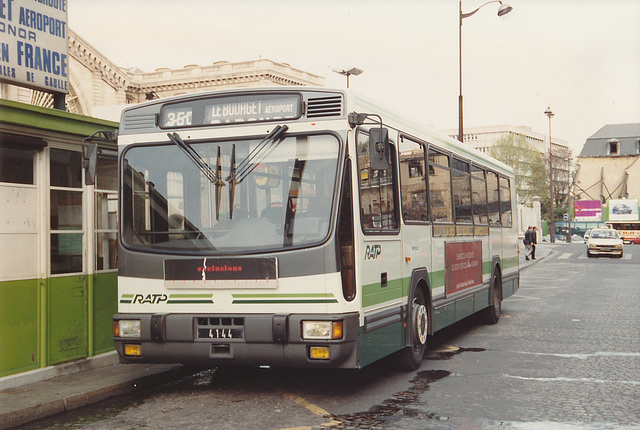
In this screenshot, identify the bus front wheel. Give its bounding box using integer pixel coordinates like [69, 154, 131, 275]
[396, 288, 428, 371]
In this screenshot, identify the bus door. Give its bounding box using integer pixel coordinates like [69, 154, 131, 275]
[356, 129, 404, 365]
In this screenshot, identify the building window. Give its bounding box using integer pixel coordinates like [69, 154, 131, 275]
[608, 138, 619, 156]
[50, 149, 83, 274]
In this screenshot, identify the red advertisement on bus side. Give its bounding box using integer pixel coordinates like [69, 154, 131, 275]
[445, 241, 483, 295]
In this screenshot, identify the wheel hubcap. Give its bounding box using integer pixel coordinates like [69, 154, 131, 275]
[414, 303, 428, 345]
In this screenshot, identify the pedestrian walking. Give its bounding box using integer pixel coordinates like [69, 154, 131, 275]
[523, 226, 532, 260]
[531, 226, 538, 259]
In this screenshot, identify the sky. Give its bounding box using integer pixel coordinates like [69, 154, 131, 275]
[68, 0, 640, 154]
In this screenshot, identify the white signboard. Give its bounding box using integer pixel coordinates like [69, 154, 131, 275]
[608, 199, 639, 221]
[0, 0, 69, 93]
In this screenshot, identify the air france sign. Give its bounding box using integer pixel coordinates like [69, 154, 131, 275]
[0, 0, 69, 93]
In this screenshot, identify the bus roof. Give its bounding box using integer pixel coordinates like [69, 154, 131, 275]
[119, 86, 514, 177]
[348, 91, 514, 177]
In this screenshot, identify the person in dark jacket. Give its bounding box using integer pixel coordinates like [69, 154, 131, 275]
[530, 226, 538, 259]
[523, 226, 533, 260]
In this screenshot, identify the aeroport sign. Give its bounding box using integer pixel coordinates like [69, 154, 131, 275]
[0, 0, 69, 93]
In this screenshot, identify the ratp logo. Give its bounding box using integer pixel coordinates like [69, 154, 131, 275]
[364, 244, 382, 260]
[132, 294, 168, 304]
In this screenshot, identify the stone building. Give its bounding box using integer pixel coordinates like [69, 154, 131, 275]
[573, 123, 640, 207]
[0, 30, 325, 118]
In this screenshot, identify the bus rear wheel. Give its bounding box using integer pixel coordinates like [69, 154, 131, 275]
[483, 272, 502, 325]
[396, 288, 428, 371]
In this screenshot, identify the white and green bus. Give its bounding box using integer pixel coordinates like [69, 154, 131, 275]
[104, 87, 519, 370]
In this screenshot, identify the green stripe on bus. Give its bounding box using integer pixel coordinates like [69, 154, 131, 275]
[362, 278, 404, 308]
[232, 299, 339, 304]
[167, 300, 214, 304]
[232, 293, 335, 298]
[169, 294, 214, 298]
[502, 256, 519, 269]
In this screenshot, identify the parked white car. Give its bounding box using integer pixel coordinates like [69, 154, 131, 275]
[586, 228, 623, 258]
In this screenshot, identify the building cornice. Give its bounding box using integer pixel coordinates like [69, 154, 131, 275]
[68, 29, 130, 91]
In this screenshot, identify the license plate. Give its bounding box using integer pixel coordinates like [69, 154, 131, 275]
[197, 328, 244, 339]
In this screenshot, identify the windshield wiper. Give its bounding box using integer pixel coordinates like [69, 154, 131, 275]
[225, 125, 288, 220]
[226, 124, 288, 184]
[168, 132, 220, 184]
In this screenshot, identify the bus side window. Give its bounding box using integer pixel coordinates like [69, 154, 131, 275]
[428, 148, 453, 223]
[471, 165, 489, 225]
[357, 131, 398, 231]
[399, 136, 428, 222]
[499, 176, 512, 227]
[452, 158, 472, 224]
[487, 171, 500, 225]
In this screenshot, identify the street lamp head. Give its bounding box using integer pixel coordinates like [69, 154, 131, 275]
[544, 106, 554, 119]
[332, 67, 363, 77]
[497, 2, 513, 17]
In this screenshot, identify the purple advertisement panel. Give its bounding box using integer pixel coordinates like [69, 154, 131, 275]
[574, 200, 602, 221]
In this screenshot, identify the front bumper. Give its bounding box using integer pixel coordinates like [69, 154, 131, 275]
[113, 312, 360, 368]
[588, 246, 623, 256]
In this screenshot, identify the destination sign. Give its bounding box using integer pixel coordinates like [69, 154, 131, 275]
[160, 94, 301, 128]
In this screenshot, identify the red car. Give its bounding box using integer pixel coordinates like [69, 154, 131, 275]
[624, 236, 640, 245]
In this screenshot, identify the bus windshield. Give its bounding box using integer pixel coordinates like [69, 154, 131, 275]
[121, 133, 340, 253]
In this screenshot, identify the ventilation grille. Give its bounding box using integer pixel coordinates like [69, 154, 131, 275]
[123, 113, 157, 131]
[306, 95, 342, 118]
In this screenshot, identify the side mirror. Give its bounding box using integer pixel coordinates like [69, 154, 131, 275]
[369, 127, 390, 170]
[83, 143, 98, 185]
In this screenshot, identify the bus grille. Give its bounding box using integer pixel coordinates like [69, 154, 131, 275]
[306, 95, 343, 118]
[123, 113, 157, 130]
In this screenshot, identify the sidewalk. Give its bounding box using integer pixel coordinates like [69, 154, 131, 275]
[519, 242, 555, 270]
[0, 352, 184, 429]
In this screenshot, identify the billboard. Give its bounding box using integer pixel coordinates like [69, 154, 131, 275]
[608, 199, 639, 221]
[574, 200, 602, 222]
[0, 0, 69, 93]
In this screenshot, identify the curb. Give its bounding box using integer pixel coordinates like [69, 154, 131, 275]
[0, 364, 186, 429]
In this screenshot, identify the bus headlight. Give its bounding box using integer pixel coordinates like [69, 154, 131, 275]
[114, 320, 141, 338]
[302, 321, 343, 340]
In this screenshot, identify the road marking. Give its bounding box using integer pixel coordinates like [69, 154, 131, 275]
[279, 391, 340, 428]
[504, 295, 540, 301]
[558, 253, 572, 259]
[516, 351, 640, 359]
[502, 374, 640, 386]
[432, 344, 460, 353]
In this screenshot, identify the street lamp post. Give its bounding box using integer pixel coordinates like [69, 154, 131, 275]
[545, 106, 555, 243]
[332, 67, 363, 88]
[458, 1, 512, 143]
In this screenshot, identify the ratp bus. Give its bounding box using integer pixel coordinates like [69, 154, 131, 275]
[107, 87, 519, 370]
[605, 221, 640, 244]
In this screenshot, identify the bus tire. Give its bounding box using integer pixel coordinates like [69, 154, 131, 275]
[396, 288, 428, 371]
[483, 271, 502, 325]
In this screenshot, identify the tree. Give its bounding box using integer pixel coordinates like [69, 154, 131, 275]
[489, 134, 548, 207]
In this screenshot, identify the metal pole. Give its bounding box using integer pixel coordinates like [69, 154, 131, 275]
[567, 191, 573, 243]
[546, 107, 555, 243]
[458, 0, 464, 143]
